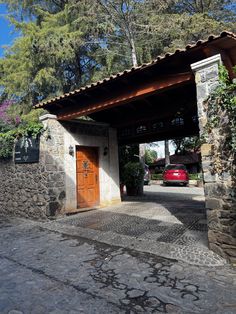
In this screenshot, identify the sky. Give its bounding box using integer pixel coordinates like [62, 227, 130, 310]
[0, 4, 19, 57]
[148, 141, 175, 159]
[0, 3, 204, 158]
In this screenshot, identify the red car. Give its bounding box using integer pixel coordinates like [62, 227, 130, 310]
[163, 164, 189, 186]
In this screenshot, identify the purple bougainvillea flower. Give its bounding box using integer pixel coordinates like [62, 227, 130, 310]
[15, 116, 21, 125]
[0, 100, 14, 125]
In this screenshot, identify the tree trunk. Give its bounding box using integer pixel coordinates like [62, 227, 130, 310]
[130, 36, 138, 67]
[165, 139, 170, 165]
[139, 143, 145, 165]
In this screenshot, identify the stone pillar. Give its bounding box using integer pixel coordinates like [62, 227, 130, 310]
[191, 55, 236, 263]
[40, 114, 66, 217]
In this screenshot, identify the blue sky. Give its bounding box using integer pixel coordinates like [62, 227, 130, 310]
[0, 4, 19, 57]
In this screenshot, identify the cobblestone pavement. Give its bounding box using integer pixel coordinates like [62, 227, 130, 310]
[54, 185, 225, 266]
[0, 215, 236, 314]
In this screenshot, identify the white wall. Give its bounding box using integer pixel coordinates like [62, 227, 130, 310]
[63, 121, 121, 212]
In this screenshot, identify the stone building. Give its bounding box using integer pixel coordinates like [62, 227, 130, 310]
[0, 31, 235, 262]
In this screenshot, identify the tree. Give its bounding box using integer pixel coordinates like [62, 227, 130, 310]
[0, 0, 235, 114]
[0, 1, 108, 108]
[172, 0, 236, 22]
[0, 0, 69, 19]
[96, 0, 174, 67]
[172, 136, 201, 154]
[145, 149, 157, 165]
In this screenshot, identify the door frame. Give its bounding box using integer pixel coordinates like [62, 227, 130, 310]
[76, 145, 100, 209]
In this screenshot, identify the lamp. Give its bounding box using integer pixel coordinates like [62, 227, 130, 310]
[69, 145, 74, 156]
[103, 146, 108, 156]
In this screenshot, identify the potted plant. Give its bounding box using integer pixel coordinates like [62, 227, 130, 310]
[123, 161, 144, 196]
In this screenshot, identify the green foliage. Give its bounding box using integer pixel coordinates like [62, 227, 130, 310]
[206, 67, 236, 152]
[189, 173, 201, 180]
[172, 136, 201, 154]
[0, 122, 43, 159]
[145, 149, 157, 165]
[21, 108, 45, 124]
[151, 173, 162, 180]
[118, 144, 139, 182]
[123, 162, 144, 188]
[0, 98, 45, 159]
[0, 130, 15, 159]
[0, 0, 235, 115]
[172, 0, 236, 22]
[152, 172, 202, 181]
[204, 66, 236, 186]
[16, 122, 44, 138]
[0, 1, 106, 106]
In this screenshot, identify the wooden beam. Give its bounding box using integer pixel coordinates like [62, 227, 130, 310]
[118, 126, 199, 145]
[142, 98, 153, 108]
[57, 72, 194, 121]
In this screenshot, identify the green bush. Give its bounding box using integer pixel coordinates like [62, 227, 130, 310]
[151, 173, 163, 180]
[123, 162, 144, 188]
[0, 131, 15, 159]
[0, 122, 44, 160]
[189, 173, 201, 180]
[151, 173, 203, 181]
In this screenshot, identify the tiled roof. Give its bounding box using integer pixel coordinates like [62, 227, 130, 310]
[34, 31, 236, 109]
[151, 153, 200, 167]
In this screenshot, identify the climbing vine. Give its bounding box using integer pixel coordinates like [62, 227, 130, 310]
[204, 66, 236, 179]
[0, 122, 43, 160]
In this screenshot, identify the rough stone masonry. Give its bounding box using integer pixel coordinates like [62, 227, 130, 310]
[0, 116, 66, 219]
[191, 54, 236, 264]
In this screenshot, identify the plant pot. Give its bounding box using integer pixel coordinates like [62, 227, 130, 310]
[126, 186, 138, 196]
[126, 185, 144, 196]
[120, 183, 125, 196]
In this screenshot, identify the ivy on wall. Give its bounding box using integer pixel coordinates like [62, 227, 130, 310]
[0, 122, 43, 160]
[204, 66, 236, 179]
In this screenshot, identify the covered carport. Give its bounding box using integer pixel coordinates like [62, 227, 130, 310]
[35, 32, 235, 144]
[35, 31, 236, 263]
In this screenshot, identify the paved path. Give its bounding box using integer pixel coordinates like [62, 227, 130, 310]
[0, 215, 236, 314]
[54, 185, 224, 266]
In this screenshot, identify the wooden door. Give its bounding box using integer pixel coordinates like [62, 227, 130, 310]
[76, 146, 99, 209]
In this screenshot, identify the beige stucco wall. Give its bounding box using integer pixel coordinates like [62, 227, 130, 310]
[60, 120, 121, 212]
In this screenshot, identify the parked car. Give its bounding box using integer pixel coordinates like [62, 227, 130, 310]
[162, 164, 189, 186]
[144, 165, 151, 185]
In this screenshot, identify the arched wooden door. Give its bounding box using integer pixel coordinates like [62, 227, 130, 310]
[76, 146, 100, 209]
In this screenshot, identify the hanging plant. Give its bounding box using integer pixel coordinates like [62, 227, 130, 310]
[0, 122, 44, 160]
[204, 65, 236, 180]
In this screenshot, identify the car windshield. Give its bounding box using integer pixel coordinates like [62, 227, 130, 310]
[165, 165, 186, 171]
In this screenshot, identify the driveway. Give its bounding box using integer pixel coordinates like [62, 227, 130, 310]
[0, 213, 236, 314]
[54, 184, 223, 266]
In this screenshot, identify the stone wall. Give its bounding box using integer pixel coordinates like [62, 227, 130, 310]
[0, 115, 66, 219]
[191, 55, 236, 263]
[0, 160, 49, 219]
[0, 114, 121, 219]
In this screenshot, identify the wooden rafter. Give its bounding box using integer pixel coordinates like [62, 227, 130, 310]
[57, 72, 194, 121]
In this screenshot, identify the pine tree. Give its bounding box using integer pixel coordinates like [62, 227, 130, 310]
[0, 0, 235, 114]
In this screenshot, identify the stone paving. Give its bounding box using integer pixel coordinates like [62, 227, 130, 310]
[0, 215, 236, 314]
[52, 185, 225, 266]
